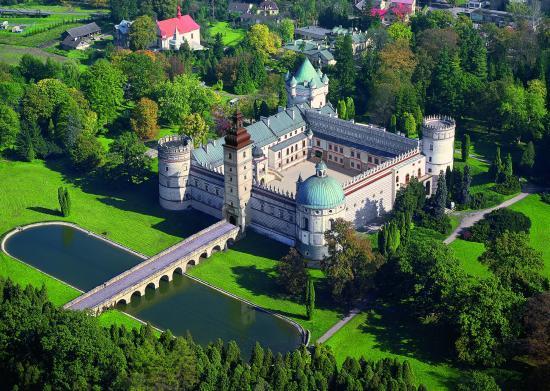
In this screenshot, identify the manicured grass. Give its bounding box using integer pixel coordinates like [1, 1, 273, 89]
[0, 43, 69, 64]
[97, 309, 144, 330]
[187, 231, 344, 341]
[325, 308, 462, 390]
[449, 239, 490, 278]
[509, 194, 550, 278]
[0, 158, 215, 329]
[208, 21, 246, 47]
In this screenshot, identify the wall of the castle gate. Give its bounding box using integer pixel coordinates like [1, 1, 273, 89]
[188, 166, 225, 219]
[249, 187, 297, 243]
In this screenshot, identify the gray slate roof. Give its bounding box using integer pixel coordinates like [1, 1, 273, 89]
[66, 22, 101, 38]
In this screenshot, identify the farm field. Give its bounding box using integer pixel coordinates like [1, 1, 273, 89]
[0, 42, 68, 64]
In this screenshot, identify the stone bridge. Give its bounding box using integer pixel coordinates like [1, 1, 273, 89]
[64, 221, 239, 315]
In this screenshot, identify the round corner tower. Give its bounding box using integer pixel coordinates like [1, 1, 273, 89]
[158, 135, 193, 210]
[421, 115, 455, 177]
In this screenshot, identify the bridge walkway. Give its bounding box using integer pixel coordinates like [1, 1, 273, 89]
[65, 221, 238, 312]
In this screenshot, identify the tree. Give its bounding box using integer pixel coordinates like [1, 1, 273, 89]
[115, 51, 167, 99]
[461, 134, 470, 162]
[322, 219, 383, 303]
[337, 99, 347, 120]
[387, 22, 412, 43]
[345, 97, 355, 120]
[468, 208, 531, 242]
[457, 371, 501, 391]
[525, 79, 547, 141]
[305, 278, 315, 320]
[234, 60, 255, 94]
[403, 112, 416, 138]
[277, 248, 308, 298]
[432, 172, 447, 216]
[131, 98, 159, 140]
[334, 34, 356, 100]
[80, 59, 126, 127]
[504, 153, 514, 177]
[279, 19, 294, 43]
[57, 187, 71, 217]
[390, 114, 397, 133]
[480, 232, 547, 297]
[519, 291, 550, 368]
[490, 145, 503, 181]
[69, 131, 105, 172]
[180, 113, 209, 147]
[15, 122, 40, 161]
[455, 277, 524, 367]
[129, 15, 157, 51]
[0, 103, 19, 149]
[520, 141, 535, 175]
[461, 165, 472, 205]
[246, 24, 281, 61]
[104, 132, 151, 185]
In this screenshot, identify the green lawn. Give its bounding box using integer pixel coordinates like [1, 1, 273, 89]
[208, 21, 246, 47]
[0, 158, 215, 330]
[1, 3, 108, 14]
[325, 308, 462, 390]
[0, 43, 69, 64]
[509, 194, 550, 278]
[449, 239, 489, 278]
[187, 231, 344, 341]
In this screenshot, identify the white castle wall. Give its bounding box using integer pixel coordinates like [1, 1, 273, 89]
[249, 185, 297, 241]
[421, 115, 455, 176]
[188, 165, 225, 219]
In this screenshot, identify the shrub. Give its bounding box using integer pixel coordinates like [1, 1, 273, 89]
[541, 192, 550, 205]
[469, 192, 500, 210]
[57, 187, 71, 217]
[465, 208, 531, 242]
[493, 175, 521, 195]
[415, 210, 452, 234]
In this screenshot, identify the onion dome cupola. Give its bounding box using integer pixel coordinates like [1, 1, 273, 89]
[252, 145, 264, 159]
[296, 161, 345, 209]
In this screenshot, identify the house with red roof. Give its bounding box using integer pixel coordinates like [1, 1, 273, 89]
[156, 6, 202, 50]
[355, 0, 416, 24]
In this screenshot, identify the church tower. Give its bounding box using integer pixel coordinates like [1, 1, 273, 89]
[223, 111, 253, 233]
[285, 58, 329, 109]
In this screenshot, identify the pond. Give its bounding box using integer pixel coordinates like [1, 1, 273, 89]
[3, 223, 303, 356]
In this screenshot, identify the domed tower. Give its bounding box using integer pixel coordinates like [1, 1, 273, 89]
[252, 145, 268, 185]
[286, 58, 329, 109]
[158, 135, 193, 210]
[295, 161, 346, 261]
[421, 115, 456, 177]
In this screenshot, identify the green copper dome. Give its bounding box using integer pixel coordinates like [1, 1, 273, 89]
[296, 162, 345, 209]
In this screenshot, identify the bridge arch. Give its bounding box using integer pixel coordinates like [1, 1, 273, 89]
[211, 244, 222, 254]
[159, 275, 170, 285]
[200, 251, 209, 259]
[173, 267, 183, 276]
[226, 238, 235, 249]
[146, 282, 156, 291]
[187, 259, 197, 267]
[117, 298, 127, 306]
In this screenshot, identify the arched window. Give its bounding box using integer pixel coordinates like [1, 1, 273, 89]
[418, 168, 421, 177]
[396, 176, 399, 183]
[302, 217, 309, 231]
[405, 174, 410, 184]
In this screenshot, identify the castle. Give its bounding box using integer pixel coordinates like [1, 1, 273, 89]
[158, 58, 455, 260]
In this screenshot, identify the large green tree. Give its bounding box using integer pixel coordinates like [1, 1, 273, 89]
[80, 60, 126, 127]
[129, 15, 157, 51]
[104, 132, 151, 185]
[0, 103, 19, 149]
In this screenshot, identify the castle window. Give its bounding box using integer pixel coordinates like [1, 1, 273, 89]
[316, 140, 320, 147]
[302, 217, 309, 231]
[351, 162, 354, 168]
[329, 144, 332, 150]
[357, 152, 361, 159]
[339, 147, 343, 153]
[165, 166, 168, 172]
[428, 168, 432, 173]
[351, 151, 354, 158]
[418, 168, 422, 177]
[368, 156, 373, 163]
[429, 157, 432, 162]
[229, 168, 232, 172]
[278, 152, 281, 158]
[430, 144, 433, 151]
[303, 151, 306, 156]
[406, 174, 410, 183]
[302, 140, 305, 147]
[340, 158, 343, 163]
[228, 153, 232, 159]
[243, 151, 246, 158]
[396, 176, 399, 183]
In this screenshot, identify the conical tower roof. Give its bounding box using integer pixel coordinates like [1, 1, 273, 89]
[293, 58, 323, 88]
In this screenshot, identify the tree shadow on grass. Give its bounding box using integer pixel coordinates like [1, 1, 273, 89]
[359, 301, 455, 366]
[44, 158, 217, 239]
[27, 206, 61, 217]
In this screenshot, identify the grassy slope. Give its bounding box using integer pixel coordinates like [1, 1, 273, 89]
[0, 159, 204, 330]
[0, 43, 69, 64]
[509, 194, 550, 278]
[187, 231, 343, 341]
[208, 21, 246, 47]
[325, 311, 461, 390]
[449, 239, 489, 278]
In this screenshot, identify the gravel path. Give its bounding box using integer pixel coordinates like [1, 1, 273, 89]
[317, 307, 362, 343]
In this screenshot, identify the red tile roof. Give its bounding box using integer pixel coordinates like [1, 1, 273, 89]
[156, 9, 199, 39]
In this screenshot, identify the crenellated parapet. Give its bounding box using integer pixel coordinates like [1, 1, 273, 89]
[158, 135, 193, 160]
[253, 178, 296, 201]
[421, 115, 456, 140]
[342, 147, 420, 189]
